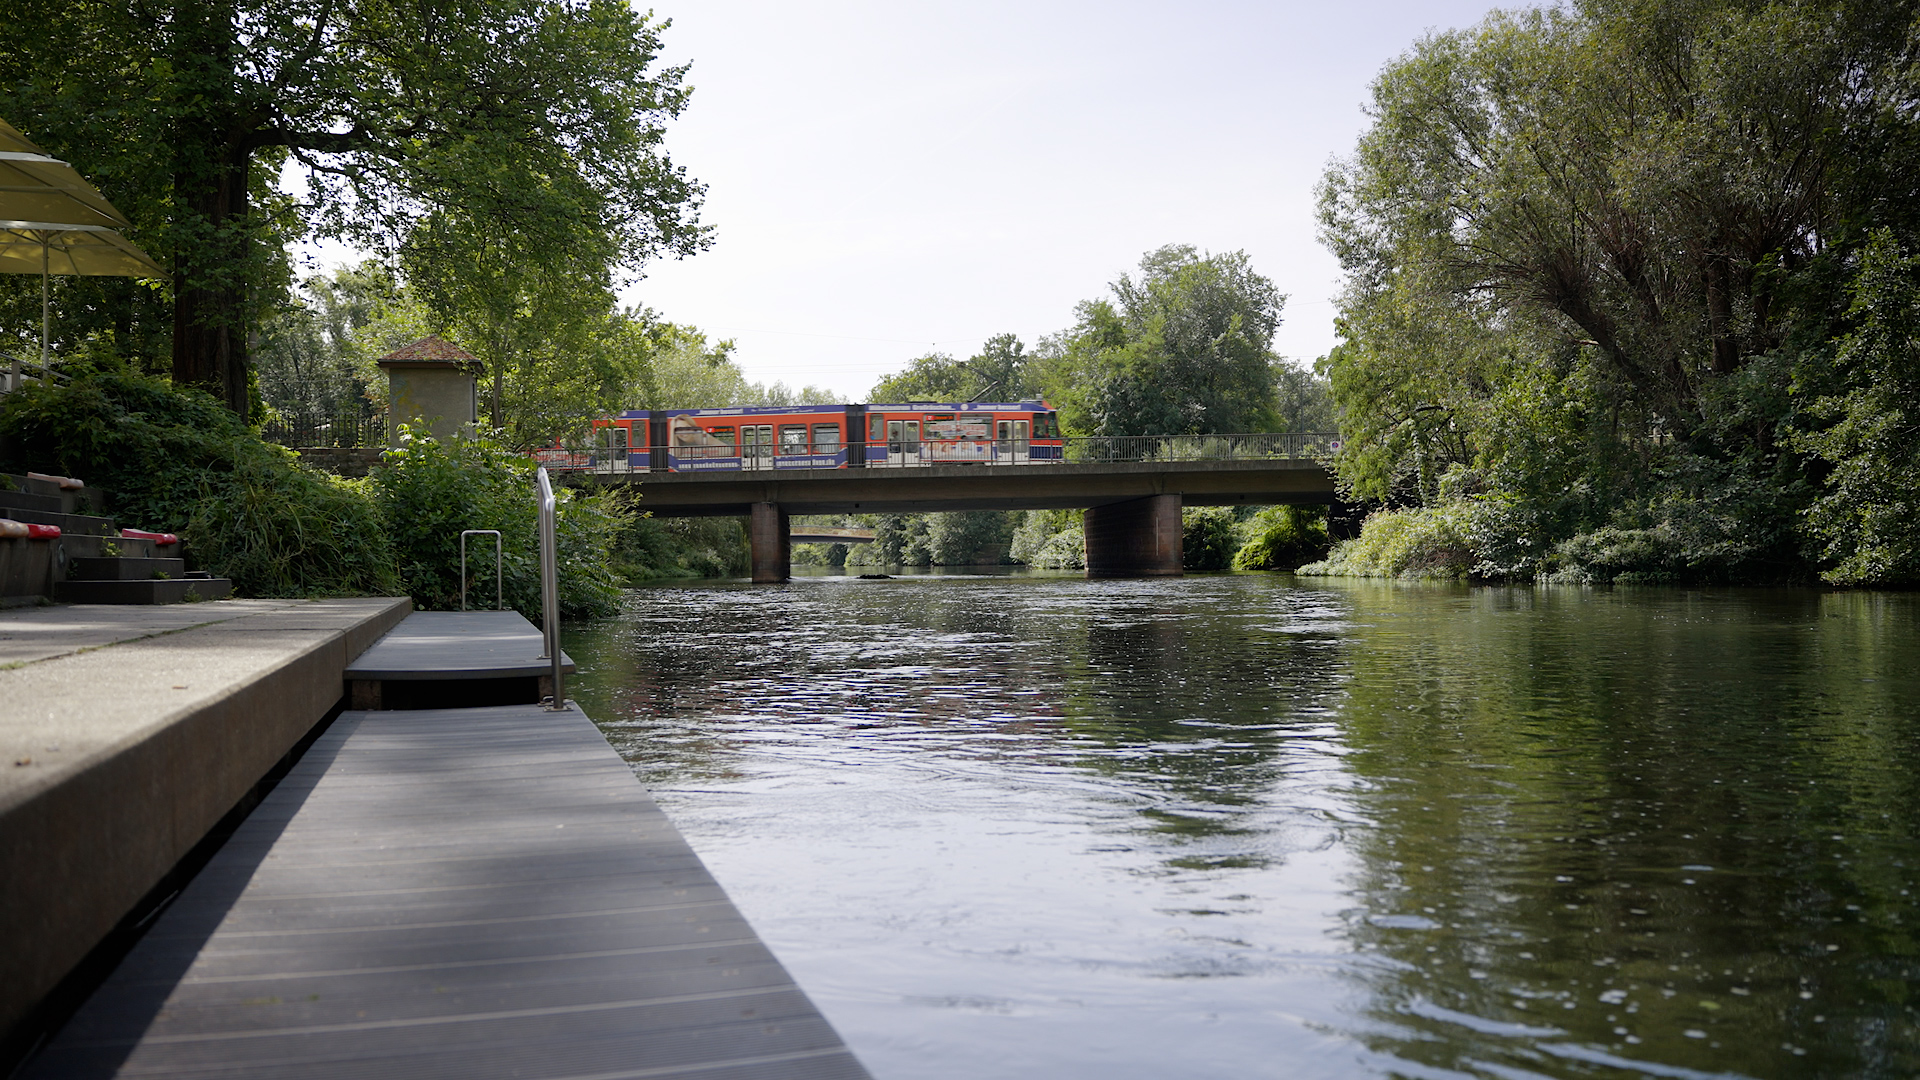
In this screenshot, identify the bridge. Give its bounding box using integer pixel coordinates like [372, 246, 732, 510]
[560, 434, 1338, 581]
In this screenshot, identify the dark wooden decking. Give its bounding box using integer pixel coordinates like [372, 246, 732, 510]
[27, 704, 870, 1079]
[342, 611, 575, 682]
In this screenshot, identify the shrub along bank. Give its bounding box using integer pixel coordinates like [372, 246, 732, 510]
[0, 371, 624, 618]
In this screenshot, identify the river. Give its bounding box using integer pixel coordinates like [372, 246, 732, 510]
[562, 571, 1920, 1079]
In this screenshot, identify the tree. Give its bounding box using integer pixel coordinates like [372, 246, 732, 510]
[635, 323, 832, 410]
[1039, 246, 1284, 436]
[254, 262, 394, 437]
[0, 0, 708, 412]
[1313, 0, 1920, 583]
[1794, 231, 1920, 585]
[868, 334, 1039, 403]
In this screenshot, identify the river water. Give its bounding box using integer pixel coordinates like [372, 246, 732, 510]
[563, 571, 1920, 1079]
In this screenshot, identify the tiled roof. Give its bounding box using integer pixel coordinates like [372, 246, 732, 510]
[377, 335, 477, 363]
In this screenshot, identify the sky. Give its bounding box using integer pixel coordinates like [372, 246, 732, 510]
[301, 0, 1513, 402]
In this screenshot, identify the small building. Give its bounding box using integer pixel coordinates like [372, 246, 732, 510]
[377, 336, 480, 446]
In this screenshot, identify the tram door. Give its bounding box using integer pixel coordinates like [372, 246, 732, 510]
[741, 424, 773, 469]
[605, 424, 630, 472]
[886, 419, 921, 466]
[996, 418, 1030, 463]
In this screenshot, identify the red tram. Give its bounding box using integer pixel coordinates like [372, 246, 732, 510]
[534, 402, 1064, 473]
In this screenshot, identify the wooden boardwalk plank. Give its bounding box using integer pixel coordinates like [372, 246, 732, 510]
[342, 611, 574, 680]
[26, 705, 871, 1080]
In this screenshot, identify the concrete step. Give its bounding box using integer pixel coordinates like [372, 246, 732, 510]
[68, 557, 188, 581]
[0, 537, 59, 606]
[52, 577, 233, 605]
[1, 508, 117, 537]
[2, 474, 106, 517]
[0, 490, 62, 514]
[53, 534, 157, 561]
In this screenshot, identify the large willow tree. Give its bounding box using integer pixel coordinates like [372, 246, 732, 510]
[1318, 0, 1920, 583]
[0, 0, 708, 413]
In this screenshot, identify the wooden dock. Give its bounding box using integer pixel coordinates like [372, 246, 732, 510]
[25, 615, 870, 1079]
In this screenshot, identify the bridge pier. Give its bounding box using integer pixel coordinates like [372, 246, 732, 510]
[749, 502, 790, 583]
[1083, 494, 1183, 577]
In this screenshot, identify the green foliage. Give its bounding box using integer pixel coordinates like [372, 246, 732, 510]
[1314, 0, 1920, 586]
[1274, 363, 1336, 432]
[371, 428, 626, 618]
[1232, 506, 1331, 571]
[0, 369, 400, 594]
[927, 511, 1015, 565]
[0, 366, 289, 533]
[185, 461, 399, 597]
[1793, 231, 1920, 586]
[869, 335, 1040, 403]
[1040, 246, 1285, 436]
[613, 516, 747, 579]
[844, 511, 1018, 568]
[1298, 505, 1476, 580]
[0, 0, 708, 406]
[1009, 509, 1085, 570]
[255, 262, 394, 436]
[636, 322, 833, 410]
[1181, 507, 1240, 571]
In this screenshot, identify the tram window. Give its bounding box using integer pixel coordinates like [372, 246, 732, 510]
[780, 425, 809, 454]
[708, 426, 736, 446]
[869, 414, 886, 442]
[610, 426, 629, 453]
[812, 424, 841, 453]
[1035, 412, 1059, 438]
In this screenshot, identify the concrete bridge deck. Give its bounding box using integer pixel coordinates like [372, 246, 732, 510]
[585, 457, 1337, 582]
[605, 457, 1335, 517]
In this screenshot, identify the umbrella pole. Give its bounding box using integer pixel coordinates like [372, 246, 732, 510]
[41, 238, 50, 374]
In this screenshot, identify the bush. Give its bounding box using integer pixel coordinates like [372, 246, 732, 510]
[615, 516, 749, 579]
[1182, 506, 1239, 571]
[1231, 505, 1330, 570]
[186, 458, 400, 597]
[0, 373, 630, 614]
[0, 369, 399, 595]
[0, 368, 266, 532]
[372, 428, 627, 619]
[1297, 503, 1475, 578]
[1010, 509, 1085, 569]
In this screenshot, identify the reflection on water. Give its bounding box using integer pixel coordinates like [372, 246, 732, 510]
[564, 574, 1920, 1079]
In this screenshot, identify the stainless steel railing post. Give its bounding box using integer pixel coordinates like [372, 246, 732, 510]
[535, 467, 566, 710]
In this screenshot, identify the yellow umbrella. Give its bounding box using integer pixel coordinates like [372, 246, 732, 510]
[0, 118, 167, 387]
[0, 118, 128, 229]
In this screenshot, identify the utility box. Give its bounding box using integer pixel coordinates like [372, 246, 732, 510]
[378, 336, 480, 446]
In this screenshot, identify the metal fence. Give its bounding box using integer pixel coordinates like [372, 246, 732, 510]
[1061, 432, 1337, 463]
[260, 410, 386, 449]
[535, 432, 1340, 476]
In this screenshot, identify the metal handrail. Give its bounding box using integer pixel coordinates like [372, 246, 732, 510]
[531, 432, 1341, 475]
[459, 529, 503, 611]
[535, 468, 565, 711]
[3, 352, 72, 394]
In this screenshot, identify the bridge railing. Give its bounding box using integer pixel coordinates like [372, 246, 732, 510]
[1061, 432, 1337, 463]
[534, 432, 1340, 475]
